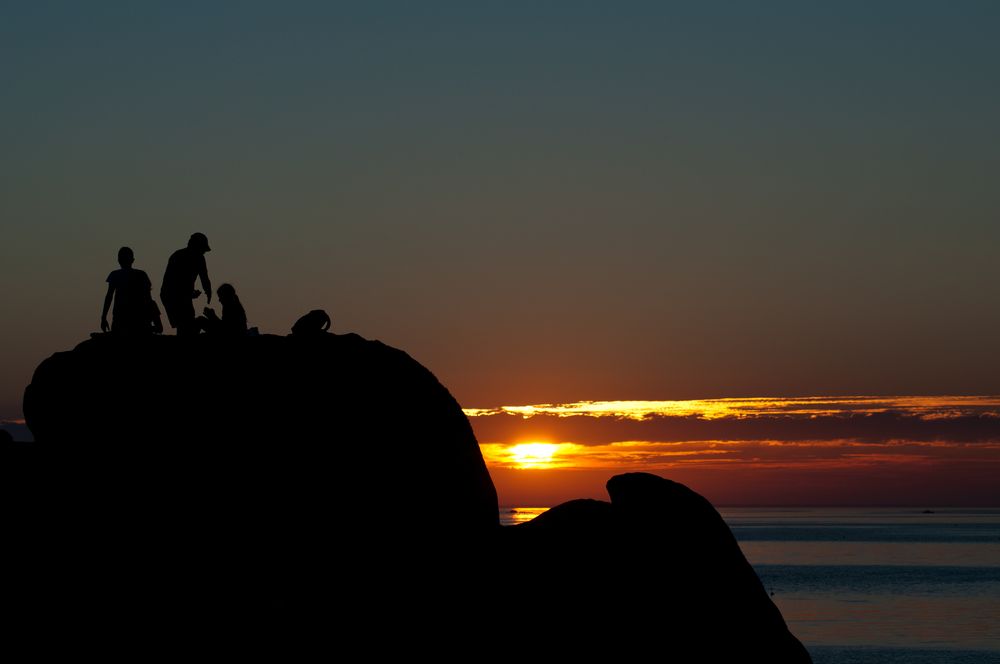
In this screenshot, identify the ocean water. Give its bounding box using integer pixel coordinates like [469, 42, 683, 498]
[502, 507, 1000, 663]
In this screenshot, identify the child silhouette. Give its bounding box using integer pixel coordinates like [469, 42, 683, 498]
[198, 283, 248, 336]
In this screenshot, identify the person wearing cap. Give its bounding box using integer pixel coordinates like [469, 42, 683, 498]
[160, 232, 212, 336]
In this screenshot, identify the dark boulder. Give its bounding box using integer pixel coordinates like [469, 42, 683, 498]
[24, 332, 496, 530]
[17, 333, 498, 621]
[17, 336, 807, 658]
[498, 473, 812, 661]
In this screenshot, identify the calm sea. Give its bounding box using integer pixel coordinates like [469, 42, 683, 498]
[502, 506, 1000, 663]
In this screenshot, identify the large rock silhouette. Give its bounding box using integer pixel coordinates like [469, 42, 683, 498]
[501, 473, 812, 661]
[24, 332, 497, 531]
[17, 333, 498, 622]
[16, 334, 809, 660]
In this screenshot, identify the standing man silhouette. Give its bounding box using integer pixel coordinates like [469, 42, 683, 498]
[161, 232, 212, 336]
[101, 246, 163, 335]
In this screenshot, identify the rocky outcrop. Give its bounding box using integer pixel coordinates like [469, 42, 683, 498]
[500, 473, 812, 661]
[15, 333, 498, 623]
[23, 332, 498, 532]
[15, 336, 808, 659]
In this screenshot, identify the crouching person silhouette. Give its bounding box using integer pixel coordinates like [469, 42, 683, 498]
[197, 283, 248, 336]
[291, 309, 331, 336]
[101, 246, 163, 335]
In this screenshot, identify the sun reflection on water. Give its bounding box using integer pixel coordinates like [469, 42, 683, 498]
[501, 507, 550, 526]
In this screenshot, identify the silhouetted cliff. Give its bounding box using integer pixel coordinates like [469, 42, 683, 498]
[24, 333, 498, 530]
[13, 335, 809, 660]
[15, 334, 497, 623]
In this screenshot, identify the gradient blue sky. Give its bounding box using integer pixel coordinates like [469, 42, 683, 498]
[3, 2, 1000, 421]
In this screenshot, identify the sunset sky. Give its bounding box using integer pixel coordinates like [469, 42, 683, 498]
[470, 396, 1000, 506]
[3, 3, 1000, 506]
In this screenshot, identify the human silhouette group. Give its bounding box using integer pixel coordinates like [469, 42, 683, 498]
[101, 233, 248, 337]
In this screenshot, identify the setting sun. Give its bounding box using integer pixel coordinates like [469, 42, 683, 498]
[507, 443, 559, 469]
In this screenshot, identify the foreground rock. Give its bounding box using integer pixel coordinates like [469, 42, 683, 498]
[23, 332, 498, 532]
[15, 333, 498, 623]
[13, 336, 808, 659]
[501, 473, 812, 661]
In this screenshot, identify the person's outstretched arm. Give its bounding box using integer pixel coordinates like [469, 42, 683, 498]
[101, 283, 114, 332]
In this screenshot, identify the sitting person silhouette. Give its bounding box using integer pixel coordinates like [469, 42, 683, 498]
[101, 246, 163, 335]
[197, 283, 247, 336]
[161, 232, 212, 336]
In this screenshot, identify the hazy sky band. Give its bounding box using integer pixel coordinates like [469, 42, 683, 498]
[4, 3, 1000, 420]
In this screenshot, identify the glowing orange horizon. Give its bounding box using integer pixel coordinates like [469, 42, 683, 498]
[469, 395, 1000, 476]
[464, 395, 1000, 421]
[480, 438, 1000, 472]
[467, 397, 1000, 506]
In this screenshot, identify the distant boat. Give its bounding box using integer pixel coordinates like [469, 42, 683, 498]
[922, 509, 935, 514]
